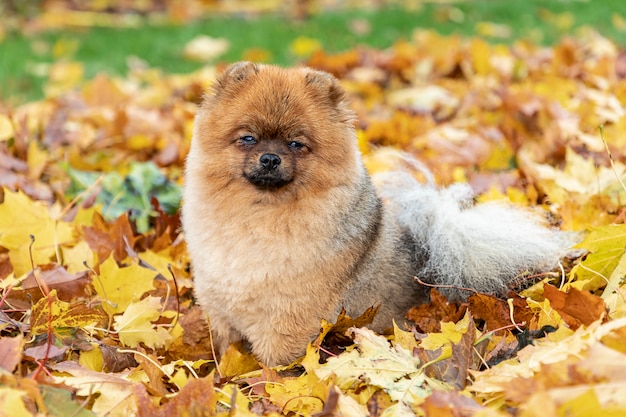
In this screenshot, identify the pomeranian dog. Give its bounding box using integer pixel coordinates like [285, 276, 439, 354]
[182, 62, 572, 366]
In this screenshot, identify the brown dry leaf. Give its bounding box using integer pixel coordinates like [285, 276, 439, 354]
[134, 374, 217, 417]
[83, 212, 139, 264]
[133, 349, 169, 397]
[468, 293, 534, 332]
[313, 305, 380, 357]
[0, 335, 24, 372]
[542, 284, 607, 329]
[100, 344, 137, 373]
[237, 366, 283, 397]
[407, 289, 467, 333]
[416, 313, 480, 389]
[19, 265, 89, 304]
[422, 390, 485, 417]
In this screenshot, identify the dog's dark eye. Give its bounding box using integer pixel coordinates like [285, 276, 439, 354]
[240, 135, 257, 145]
[288, 141, 304, 150]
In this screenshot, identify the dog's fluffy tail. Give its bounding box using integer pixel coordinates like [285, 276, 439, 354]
[374, 164, 576, 301]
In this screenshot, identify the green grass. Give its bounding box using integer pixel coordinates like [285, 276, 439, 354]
[1, 0, 625, 103]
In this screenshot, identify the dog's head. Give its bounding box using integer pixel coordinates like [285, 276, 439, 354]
[189, 62, 361, 201]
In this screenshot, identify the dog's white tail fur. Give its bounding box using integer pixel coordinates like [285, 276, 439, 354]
[374, 160, 575, 301]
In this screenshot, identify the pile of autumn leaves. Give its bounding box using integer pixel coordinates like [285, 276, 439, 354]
[1, 29, 626, 416]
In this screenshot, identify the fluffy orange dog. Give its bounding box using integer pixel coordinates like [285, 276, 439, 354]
[182, 62, 571, 366]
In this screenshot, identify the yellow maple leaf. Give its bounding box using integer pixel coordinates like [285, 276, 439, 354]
[219, 344, 260, 378]
[419, 312, 472, 351]
[217, 385, 258, 416]
[0, 114, 13, 141]
[571, 224, 626, 297]
[30, 290, 105, 336]
[266, 372, 328, 415]
[316, 327, 429, 403]
[61, 241, 95, 274]
[79, 345, 104, 372]
[94, 255, 156, 316]
[0, 189, 74, 276]
[0, 388, 31, 417]
[113, 296, 172, 349]
[393, 321, 419, 352]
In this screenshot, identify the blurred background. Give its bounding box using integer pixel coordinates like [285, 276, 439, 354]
[2, 0, 625, 103]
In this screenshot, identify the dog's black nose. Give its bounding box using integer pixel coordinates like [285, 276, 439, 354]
[260, 153, 281, 170]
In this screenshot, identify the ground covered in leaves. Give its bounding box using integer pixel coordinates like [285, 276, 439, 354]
[1, 27, 626, 416]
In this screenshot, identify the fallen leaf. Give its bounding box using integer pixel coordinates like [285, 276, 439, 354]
[30, 290, 106, 336]
[218, 344, 261, 378]
[407, 289, 467, 333]
[542, 284, 607, 329]
[422, 390, 485, 417]
[316, 327, 430, 403]
[0, 387, 32, 417]
[41, 385, 95, 417]
[52, 361, 136, 416]
[93, 255, 156, 316]
[0, 335, 24, 372]
[0, 189, 73, 276]
[468, 293, 534, 332]
[134, 374, 217, 416]
[113, 296, 172, 349]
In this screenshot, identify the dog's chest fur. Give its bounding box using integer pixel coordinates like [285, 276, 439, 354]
[186, 185, 366, 329]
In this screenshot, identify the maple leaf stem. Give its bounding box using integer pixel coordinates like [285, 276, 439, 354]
[32, 359, 54, 378]
[507, 298, 525, 332]
[0, 284, 14, 309]
[182, 360, 200, 379]
[599, 124, 626, 194]
[208, 321, 224, 380]
[84, 260, 115, 331]
[166, 264, 181, 331]
[414, 276, 478, 295]
[557, 261, 566, 290]
[318, 345, 339, 359]
[476, 323, 527, 346]
[117, 347, 182, 391]
[473, 345, 490, 370]
[29, 235, 50, 298]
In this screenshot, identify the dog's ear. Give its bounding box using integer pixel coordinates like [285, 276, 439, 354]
[214, 61, 260, 93]
[304, 69, 347, 106]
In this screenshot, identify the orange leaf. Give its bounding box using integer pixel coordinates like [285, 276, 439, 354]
[543, 284, 607, 329]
